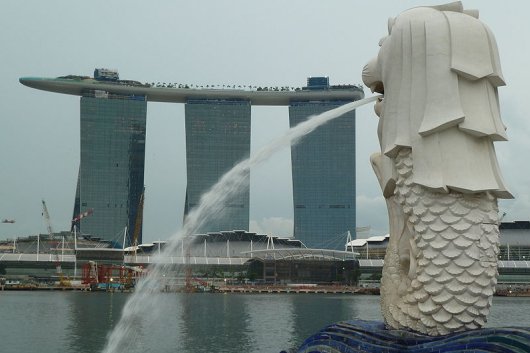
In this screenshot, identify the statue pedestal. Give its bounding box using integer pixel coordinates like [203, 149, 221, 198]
[296, 320, 530, 353]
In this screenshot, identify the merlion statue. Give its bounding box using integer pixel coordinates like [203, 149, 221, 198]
[362, 2, 512, 336]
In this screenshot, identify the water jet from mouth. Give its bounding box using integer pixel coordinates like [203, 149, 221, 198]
[101, 94, 380, 353]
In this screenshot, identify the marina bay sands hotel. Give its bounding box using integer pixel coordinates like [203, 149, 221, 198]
[20, 71, 364, 249]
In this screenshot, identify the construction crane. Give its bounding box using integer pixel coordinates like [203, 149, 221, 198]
[71, 208, 94, 231]
[41, 200, 54, 239]
[41, 200, 70, 287]
[131, 189, 145, 253]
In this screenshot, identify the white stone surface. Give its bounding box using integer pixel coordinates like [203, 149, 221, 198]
[362, 1, 511, 199]
[363, 2, 510, 336]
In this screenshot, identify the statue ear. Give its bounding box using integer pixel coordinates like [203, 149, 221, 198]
[446, 12, 504, 85]
[430, 1, 463, 13]
[463, 9, 479, 18]
[483, 24, 506, 86]
[419, 14, 464, 136]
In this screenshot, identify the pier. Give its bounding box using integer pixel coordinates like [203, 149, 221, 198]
[215, 285, 377, 294]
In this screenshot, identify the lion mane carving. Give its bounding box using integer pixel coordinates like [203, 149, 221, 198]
[363, 2, 512, 336]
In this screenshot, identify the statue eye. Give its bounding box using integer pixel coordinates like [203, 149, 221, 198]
[379, 37, 386, 47]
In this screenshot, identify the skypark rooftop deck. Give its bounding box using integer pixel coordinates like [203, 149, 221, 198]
[19, 77, 364, 106]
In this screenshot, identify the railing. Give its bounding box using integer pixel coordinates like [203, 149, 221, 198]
[0, 253, 76, 262]
[498, 246, 530, 261]
[123, 255, 248, 265]
[2, 251, 530, 269]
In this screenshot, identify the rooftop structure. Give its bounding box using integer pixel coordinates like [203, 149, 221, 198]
[19, 76, 363, 106]
[132, 230, 303, 257]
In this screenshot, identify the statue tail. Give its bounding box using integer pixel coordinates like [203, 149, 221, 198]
[381, 148, 500, 336]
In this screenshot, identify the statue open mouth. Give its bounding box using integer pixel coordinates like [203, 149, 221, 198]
[371, 81, 384, 95]
[374, 96, 383, 117]
[371, 80, 383, 118]
[361, 58, 384, 116]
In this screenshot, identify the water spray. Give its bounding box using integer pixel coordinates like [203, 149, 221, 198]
[102, 94, 381, 353]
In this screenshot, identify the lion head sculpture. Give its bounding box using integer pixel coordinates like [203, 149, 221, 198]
[363, 1, 511, 200]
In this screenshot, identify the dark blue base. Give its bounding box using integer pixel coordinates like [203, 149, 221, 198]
[295, 320, 530, 353]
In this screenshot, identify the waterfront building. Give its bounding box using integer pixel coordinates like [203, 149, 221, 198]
[74, 90, 147, 246]
[184, 99, 251, 233]
[289, 77, 357, 250]
[347, 222, 530, 263]
[20, 73, 364, 246]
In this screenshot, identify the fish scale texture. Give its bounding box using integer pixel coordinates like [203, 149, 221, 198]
[381, 148, 499, 336]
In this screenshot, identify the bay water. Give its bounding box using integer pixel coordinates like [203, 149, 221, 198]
[0, 292, 529, 353]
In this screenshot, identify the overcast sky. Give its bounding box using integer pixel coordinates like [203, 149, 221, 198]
[1, 1, 528, 243]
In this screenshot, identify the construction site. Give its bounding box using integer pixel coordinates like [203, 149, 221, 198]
[0, 200, 360, 292]
[4, 199, 530, 294]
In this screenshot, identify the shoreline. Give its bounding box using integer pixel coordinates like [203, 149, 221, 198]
[3, 284, 530, 297]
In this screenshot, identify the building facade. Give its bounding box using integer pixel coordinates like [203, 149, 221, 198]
[184, 99, 251, 234]
[289, 80, 357, 249]
[74, 92, 147, 246]
[21, 72, 364, 247]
